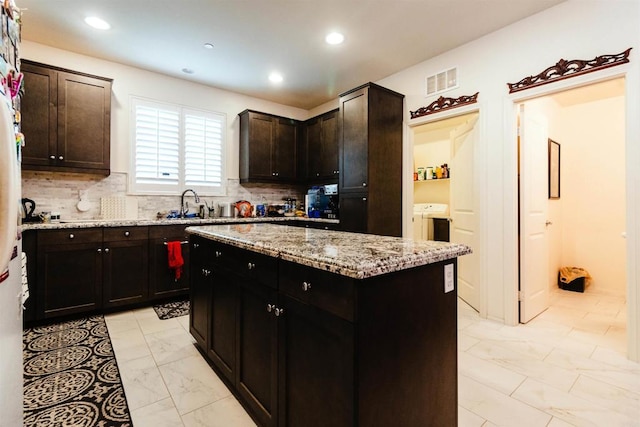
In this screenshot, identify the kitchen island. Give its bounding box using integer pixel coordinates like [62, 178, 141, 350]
[187, 223, 471, 427]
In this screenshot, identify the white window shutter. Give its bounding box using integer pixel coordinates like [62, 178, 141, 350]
[134, 103, 180, 185]
[184, 111, 224, 188]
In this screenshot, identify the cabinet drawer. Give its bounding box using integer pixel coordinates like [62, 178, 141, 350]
[280, 261, 355, 321]
[38, 228, 102, 245]
[104, 226, 149, 241]
[149, 224, 188, 239]
[221, 245, 278, 289]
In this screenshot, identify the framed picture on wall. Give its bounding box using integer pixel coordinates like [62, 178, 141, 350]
[548, 139, 560, 199]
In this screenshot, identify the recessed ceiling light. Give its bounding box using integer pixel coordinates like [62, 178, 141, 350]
[269, 72, 283, 83]
[325, 32, 344, 45]
[182, 68, 195, 74]
[84, 16, 110, 30]
[203, 43, 214, 49]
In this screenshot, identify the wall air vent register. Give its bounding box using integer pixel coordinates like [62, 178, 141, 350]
[425, 67, 458, 97]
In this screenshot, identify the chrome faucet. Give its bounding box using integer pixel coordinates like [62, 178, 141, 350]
[180, 189, 200, 218]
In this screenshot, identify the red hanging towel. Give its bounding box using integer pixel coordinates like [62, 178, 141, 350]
[167, 241, 184, 281]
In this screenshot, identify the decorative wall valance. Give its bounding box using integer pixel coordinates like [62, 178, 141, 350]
[507, 48, 632, 94]
[410, 92, 479, 119]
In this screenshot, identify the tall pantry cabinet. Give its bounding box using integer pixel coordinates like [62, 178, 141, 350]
[338, 83, 404, 237]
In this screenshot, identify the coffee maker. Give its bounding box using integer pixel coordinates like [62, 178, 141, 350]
[306, 184, 339, 219]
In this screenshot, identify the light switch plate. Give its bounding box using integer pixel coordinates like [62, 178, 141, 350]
[444, 263, 454, 293]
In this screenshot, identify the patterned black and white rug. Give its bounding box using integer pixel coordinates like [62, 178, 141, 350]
[23, 315, 132, 427]
[152, 299, 190, 320]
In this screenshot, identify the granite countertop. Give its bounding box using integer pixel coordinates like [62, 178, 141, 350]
[187, 223, 471, 279]
[21, 216, 339, 231]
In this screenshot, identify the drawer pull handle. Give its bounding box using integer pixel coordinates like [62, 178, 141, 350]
[69, 234, 75, 239]
[302, 281, 312, 291]
[275, 308, 284, 317]
[248, 262, 256, 270]
[124, 231, 130, 237]
[267, 303, 274, 313]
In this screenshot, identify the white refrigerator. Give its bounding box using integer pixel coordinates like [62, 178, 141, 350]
[0, 86, 23, 426]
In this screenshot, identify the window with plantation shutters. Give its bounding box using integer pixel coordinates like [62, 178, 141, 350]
[130, 98, 226, 195]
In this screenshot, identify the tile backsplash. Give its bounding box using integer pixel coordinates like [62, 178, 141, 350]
[21, 171, 304, 220]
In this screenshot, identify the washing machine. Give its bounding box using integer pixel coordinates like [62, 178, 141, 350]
[413, 203, 449, 241]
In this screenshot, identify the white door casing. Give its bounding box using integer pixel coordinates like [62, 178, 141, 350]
[519, 104, 550, 323]
[450, 114, 480, 311]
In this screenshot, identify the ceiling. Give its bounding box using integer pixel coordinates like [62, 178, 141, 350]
[18, 0, 565, 110]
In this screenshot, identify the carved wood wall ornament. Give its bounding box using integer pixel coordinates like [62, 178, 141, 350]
[507, 48, 632, 94]
[410, 92, 479, 119]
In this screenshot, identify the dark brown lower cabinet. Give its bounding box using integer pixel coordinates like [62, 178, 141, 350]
[189, 238, 211, 350]
[149, 225, 190, 300]
[103, 227, 149, 308]
[277, 295, 354, 427]
[189, 236, 459, 427]
[36, 228, 103, 319]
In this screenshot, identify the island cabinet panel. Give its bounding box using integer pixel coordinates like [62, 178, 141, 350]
[277, 295, 354, 427]
[189, 232, 460, 427]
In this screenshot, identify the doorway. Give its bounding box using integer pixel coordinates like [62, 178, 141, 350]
[518, 79, 627, 333]
[411, 112, 482, 312]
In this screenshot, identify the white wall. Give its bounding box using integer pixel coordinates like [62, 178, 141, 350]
[376, 0, 640, 324]
[557, 95, 626, 295]
[21, 41, 309, 179]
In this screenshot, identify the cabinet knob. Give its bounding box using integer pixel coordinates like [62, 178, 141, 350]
[275, 308, 284, 317]
[302, 281, 312, 291]
[124, 231, 130, 237]
[202, 268, 211, 276]
[267, 303, 274, 313]
[69, 233, 75, 239]
[58, 156, 64, 161]
[362, 182, 367, 187]
[362, 197, 367, 201]
[97, 248, 102, 253]
[247, 262, 256, 270]
[215, 251, 222, 258]
[272, 172, 276, 176]
[49, 155, 56, 160]
[316, 173, 320, 177]
[104, 248, 110, 253]
[193, 243, 200, 249]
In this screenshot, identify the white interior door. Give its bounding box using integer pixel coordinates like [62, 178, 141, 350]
[450, 114, 480, 311]
[519, 105, 550, 323]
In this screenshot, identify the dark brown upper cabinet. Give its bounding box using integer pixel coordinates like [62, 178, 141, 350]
[301, 109, 339, 183]
[239, 110, 299, 183]
[21, 60, 112, 175]
[338, 82, 404, 237]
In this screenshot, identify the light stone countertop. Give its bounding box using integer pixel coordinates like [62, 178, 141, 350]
[187, 223, 471, 279]
[21, 216, 339, 231]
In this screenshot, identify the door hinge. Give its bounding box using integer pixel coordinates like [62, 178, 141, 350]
[517, 291, 522, 301]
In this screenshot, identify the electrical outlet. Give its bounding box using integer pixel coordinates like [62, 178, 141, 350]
[444, 263, 454, 293]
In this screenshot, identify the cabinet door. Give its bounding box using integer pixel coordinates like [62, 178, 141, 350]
[208, 266, 238, 384]
[338, 193, 368, 234]
[278, 295, 354, 427]
[304, 117, 321, 180]
[246, 112, 276, 181]
[236, 278, 278, 427]
[21, 62, 57, 167]
[149, 227, 190, 299]
[37, 241, 102, 319]
[339, 88, 368, 192]
[319, 110, 339, 180]
[103, 239, 148, 308]
[57, 71, 111, 173]
[189, 238, 211, 349]
[274, 118, 297, 181]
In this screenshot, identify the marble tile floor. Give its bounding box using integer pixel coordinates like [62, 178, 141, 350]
[105, 289, 639, 427]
